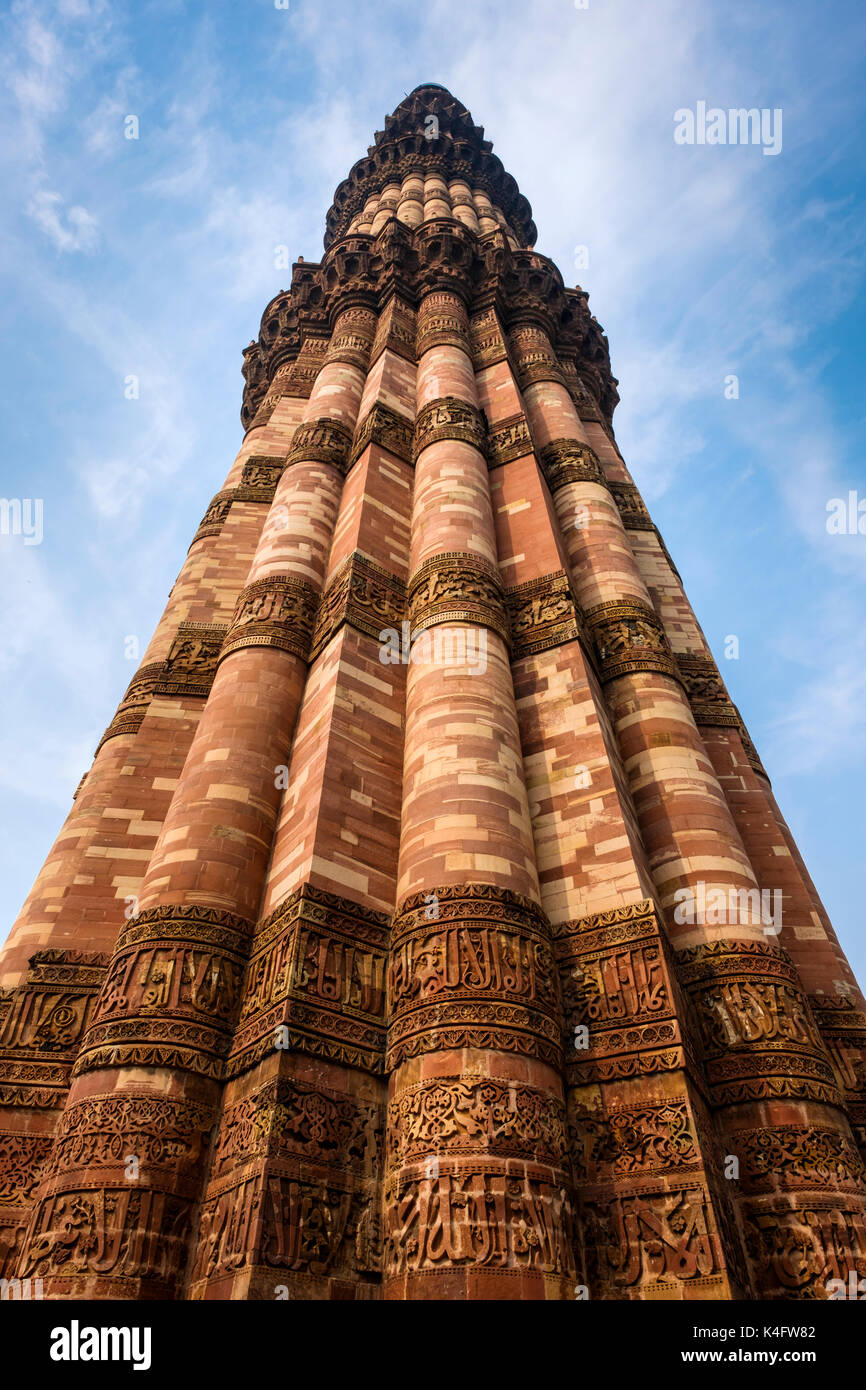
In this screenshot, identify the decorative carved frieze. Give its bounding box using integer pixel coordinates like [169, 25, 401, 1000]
[324, 305, 378, 370]
[0, 950, 109, 1110]
[584, 600, 680, 684]
[555, 900, 684, 1085]
[386, 884, 560, 1070]
[570, 1098, 699, 1185]
[73, 904, 251, 1081]
[191, 491, 233, 544]
[228, 884, 389, 1078]
[508, 323, 566, 389]
[582, 1185, 726, 1297]
[469, 307, 511, 369]
[609, 481, 653, 531]
[416, 289, 471, 353]
[729, 1124, 866, 1194]
[383, 1166, 576, 1281]
[675, 940, 839, 1106]
[505, 571, 581, 659]
[212, 1079, 381, 1182]
[387, 1075, 568, 1169]
[675, 653, 737, 726]
[310, 551, 405, 660]
[220, 575, 319, 664]
[96, 661, 163, 752]
[238, 455, 285, 500]
[809, 996, 866, 1157]
[285, 417, 355, 474]
[486, 413, 532, 469]
[407, 551, 508, 645]
[350, 402, 414, 467]
[190, 1169, 378, 1289]
[413, 395, 488, 463]
[154, 622, 228, 699]
[19, 1184, 193, 1289]
[536, 438, 606, 493]
[369, 297, 416, 367]
[0, 1133, 54, 1205]
[742, 1200, 866, 1298]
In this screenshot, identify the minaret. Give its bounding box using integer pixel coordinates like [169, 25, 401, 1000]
[1, 84, 865, 1301]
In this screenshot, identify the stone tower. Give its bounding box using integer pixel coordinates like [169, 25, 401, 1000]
[2, 84, 865, 1302]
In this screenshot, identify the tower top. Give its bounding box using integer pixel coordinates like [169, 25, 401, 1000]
[323, 85, 537, 251]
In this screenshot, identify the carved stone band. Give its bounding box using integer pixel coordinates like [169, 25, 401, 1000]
[387, 883, 560, 1070]
[73, 904, 252, 1082]
[407, 551, 509, 645]
[154, 623, 228, 698]
[584, 599, 680, 684]
[537, 438, 607, 494]
[676, 653, 739, 727]
[675, 939, 839, 1107]
[413, 395, 488, 463]
[285, 417, 355, 474]
[227, 882, 390, 1079]
[95, 662, 164, 754]
[610, 481, 653, 531]
[350, 402, 414, 468]
[505, 571, 581, 659]
[97, 624, 228, 753]
[487, 413, 533, 469]
[310, 551, 406, 660]
[220, 575, 320, 664]
[554, 899, 683, 1085]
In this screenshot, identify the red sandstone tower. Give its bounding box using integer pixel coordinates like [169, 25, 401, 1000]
[1, 85, 865, 1302]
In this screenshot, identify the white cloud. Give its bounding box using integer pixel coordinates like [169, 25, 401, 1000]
[27, 188, 98, 251]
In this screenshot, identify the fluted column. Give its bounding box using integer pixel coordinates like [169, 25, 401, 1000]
[15, 305, 376, 1299]
[383, 278, 575, 1300]
[187, 295, 417, 1299]
[511, 317, 866, 1298]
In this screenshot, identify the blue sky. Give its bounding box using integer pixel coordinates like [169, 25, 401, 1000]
[1, 0, 864, 980]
